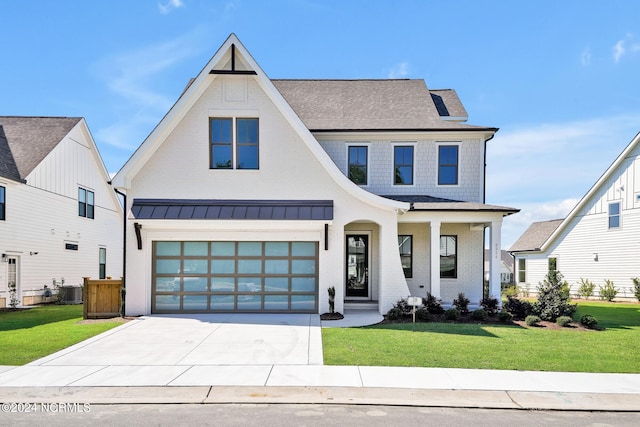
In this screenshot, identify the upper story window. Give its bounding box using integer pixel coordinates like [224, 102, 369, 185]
[78, 188, 94, 219]
[608, 202, 620, 229]
[0, 185, 5, 220]
[548, 257, 557, 272]
[440, 235, 457, 278]
[398, 235, 413, 278]
[348, 146, 368, 185]
[210, 117, 259, 169]
[438, 145, 458, 185]
[394, 146, 414, 185]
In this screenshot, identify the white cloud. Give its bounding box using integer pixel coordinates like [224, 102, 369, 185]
[580, 47, 591, 66]
[613, 39, 626, 63]
[612, 33, 640, 63]
[158, 0, 184, 15]
[387, 62, 409, 78]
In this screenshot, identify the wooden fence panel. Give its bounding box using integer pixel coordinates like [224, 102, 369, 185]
[83, 277, 122, 319]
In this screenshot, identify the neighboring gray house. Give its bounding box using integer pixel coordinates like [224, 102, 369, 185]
[484, 249, 514, 285]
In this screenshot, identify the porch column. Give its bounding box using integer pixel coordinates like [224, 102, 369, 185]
[430, 220, 441, 298]
[489, 218, 503, 306]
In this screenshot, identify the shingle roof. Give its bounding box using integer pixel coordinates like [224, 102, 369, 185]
[272, 79, 493, 132]
[382, 194, 519, 214]
[509, 219, 564, 252]
[131, 199, 334, 221]
[0, 116, 81, 181]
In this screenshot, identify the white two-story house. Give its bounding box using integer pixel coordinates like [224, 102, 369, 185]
[0, 116, 123, 307]
[111, 34, 517, 316]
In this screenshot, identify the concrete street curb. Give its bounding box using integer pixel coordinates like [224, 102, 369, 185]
[1, 386, 639, 411]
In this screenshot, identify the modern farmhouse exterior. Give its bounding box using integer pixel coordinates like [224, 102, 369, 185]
[0, 117, 123, 307]
[112, 34, 517, 316]
[510, 132, 640, 298]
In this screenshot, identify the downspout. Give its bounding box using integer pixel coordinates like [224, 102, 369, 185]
[113, 187, 127, 317]
[482, 132, 496, 297]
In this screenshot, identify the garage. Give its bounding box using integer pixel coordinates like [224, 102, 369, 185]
[152, 241, 318, 313]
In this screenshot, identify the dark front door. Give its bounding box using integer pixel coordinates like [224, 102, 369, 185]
[346, 234, 369, 298]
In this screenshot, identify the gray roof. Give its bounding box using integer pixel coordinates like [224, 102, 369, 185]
[382, 194, 519, 214]
[131, 199, 334, 221]
[272, 80, 494, 132]
[484, 249, 514, 268]
[509, 219, 564, 252]
[0, 116, 81, 181]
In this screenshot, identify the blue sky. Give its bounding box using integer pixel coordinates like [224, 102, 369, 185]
[2, 0, 640, 247]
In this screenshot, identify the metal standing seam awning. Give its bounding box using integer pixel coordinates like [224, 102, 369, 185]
[131, 199, 334, 221]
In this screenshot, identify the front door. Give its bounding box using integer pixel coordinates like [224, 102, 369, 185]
[346, 234, 369, 298]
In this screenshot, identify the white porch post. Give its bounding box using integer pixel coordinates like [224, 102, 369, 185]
[430, 220, 441, 298]
[489, 218, 503, 306]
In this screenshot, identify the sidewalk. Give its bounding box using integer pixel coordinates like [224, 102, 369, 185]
[0, 311, 638, 411]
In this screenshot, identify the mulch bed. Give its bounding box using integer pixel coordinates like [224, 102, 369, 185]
[320, 312, 344, 321]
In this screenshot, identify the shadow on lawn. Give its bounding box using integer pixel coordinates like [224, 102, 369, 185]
[575, 303, 640, 330]
[0, 305, 83, 332]
[366, 320, 525, 338]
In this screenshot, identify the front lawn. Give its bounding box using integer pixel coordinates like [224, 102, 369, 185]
[322, 301, 640, 373]
[0, 305, 125, 365]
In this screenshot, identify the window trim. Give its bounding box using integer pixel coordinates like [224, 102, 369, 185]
[392, 143, 415, 186]
[78, 187, 95, 219]
[346, 144, 369, 186]
[518, 258, 526, 283]
[440, 235, 457, 279]
[0, 185, 5, 221]
[398, 235, 413, 278]
[437, 143, 460, 186]
[209, 117, 259, 170]
[608, 201, 621, 229]
[99, 247, 107, 279]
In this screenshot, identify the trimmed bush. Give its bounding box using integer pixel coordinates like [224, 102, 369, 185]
[386, 298, 413, 320]
[525, 315, 541, 327]
[386, 307, 404, 321]
[424, 293, 445, 314]
[453, 293, 470, 315]
[480, 296, 500, 317]
[533, 270, 576, 321]
[498, 310, 513, 323]
[502, 286, 519, 298]
[444, 308, 460, 320]
[471, 308, 488, 321]
[503, 295, 533, 320]
[556, 316, 573, 327]
[577, 278, 595, 300]
[580, 314, 598, 329]
[599, 279, 618, 302]
[415, 307, 430, 322]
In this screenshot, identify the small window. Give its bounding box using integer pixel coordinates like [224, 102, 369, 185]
[0, 185, 5, 220]
[548, 257, 557, 272]
[78, 188, 94, 219]
[210, 117, 259, 170]
[438, 145, 458, 185]
[398, 235, 413, 278]
[394, 146, 414, 185]
[99, 248, 107, 279]
[440, 235, 457, 278]
[348, 146, 368, 185]
[518, 258, 526, 283]
[608, 202, 620, 229]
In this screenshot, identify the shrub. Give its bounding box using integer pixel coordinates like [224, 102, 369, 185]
[471, 308, 488, 321]
[386, 298, 413, 320]
[444, 308, 460, 320]
[525, 315, 541, 327]
[633, 277, 640, 302]
[503, 295, 533, 320]
[452, 293, 470, 315]
[502, 286, 519, 298]
[423, 293, 445, 314]
[580, 314, 598, 329]
[599, 279, 618, 302]
[480, 296, 500, 317]
[386, 307, 404, 321]
[533, 270, 576, 321]
[498, 310, 513, 323]
[556, 316, 573, 327]
[415, 307, 431, 322]
[577, 278, 595, 300]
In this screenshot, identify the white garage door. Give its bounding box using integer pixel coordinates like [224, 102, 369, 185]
[152, 241, 318, 313]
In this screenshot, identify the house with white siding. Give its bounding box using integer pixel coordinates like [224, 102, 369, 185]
[111, 34, 517, 316]
[510, 132, 640, 298]
[0, 117, 123, 307]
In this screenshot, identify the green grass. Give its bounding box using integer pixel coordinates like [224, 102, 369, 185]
[322, 301, 640, 373]
[0, 305, 124, 365]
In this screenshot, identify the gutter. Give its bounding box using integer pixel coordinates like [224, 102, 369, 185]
[483, 132, 496, 204]
[113, 187, 127, 317]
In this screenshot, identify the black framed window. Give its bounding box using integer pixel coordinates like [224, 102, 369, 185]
[394, 146, 414, 185]
[210, 117, 259, 170]
[518, 258, 526, 283]
[438, 145, 458, 185]
[99, 248, 107, 279]
[0, 185, 5, 220]
[78, 188, 94, 219]
[398, 235, 413, 278]
[548, 257, 557, 272]
[440, 235, 457, 278]
[608, 202, 620, 229]
[348, 146, 368, 185]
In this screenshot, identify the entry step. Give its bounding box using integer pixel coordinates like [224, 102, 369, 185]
[344, 300, 379, 310]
